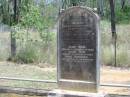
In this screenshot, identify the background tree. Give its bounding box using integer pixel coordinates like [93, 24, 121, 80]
[121, 0, 126, 9]
[0, 0, 20, 59]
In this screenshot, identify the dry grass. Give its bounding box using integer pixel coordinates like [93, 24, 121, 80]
[0, 21, 130, 96]
[101, 20, 130, 67]
[0, 93, 40, 97]
[0, 61, 56, 80]
[0, 62, 130, 95]
[0, 32, 10, 60]
[100, 66, 130, 95]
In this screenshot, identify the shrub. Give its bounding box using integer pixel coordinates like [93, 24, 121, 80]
[104, 5, 130, 24]
[14, 44, 39, 63]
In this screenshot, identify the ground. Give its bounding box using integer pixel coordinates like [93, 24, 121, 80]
[0, 61, 130, 96]
[100, 66, 130, 95]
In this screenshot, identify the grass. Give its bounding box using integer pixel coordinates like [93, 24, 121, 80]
[0, 32, 10, 61]
[0, 20, 130, 96]
[14, 28, 57, 64]
[0, 93, 44, 97]
[101, 20, 130, 67]
[0, 28, 57, 65]
[1, 20, 130, 67]
[0, 61, 57, 90]
[0, 62, 56, 80]
[0, 62, 130, 95]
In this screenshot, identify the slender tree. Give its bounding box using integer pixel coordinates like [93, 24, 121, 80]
[121, 0, 126, 9]
[1, 0, 20, 59]
[10, 0, 18, 58]
[97, 0, 104, 16]
[109, 0, 117, 67]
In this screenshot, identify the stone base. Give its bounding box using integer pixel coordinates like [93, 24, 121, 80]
[59, 80, 97, 92]
[48, 89, 107, 97]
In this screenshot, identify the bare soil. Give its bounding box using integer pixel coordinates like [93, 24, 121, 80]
[0, 62, 130, 95]
[100, 66, 130, 95]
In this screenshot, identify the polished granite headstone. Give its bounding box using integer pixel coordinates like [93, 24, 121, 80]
[58, 6, 100, 92]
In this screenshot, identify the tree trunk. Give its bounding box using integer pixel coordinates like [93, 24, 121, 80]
[11, 30, 16, 57]
[97, 0, 104, 16]
[109, 0, 117, 67]
[10, 0, 17, 58]
[121, 0, 126, 9]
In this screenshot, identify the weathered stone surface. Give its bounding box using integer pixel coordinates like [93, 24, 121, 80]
[48, 89, 106, 97]
[58, 6, 100, 92]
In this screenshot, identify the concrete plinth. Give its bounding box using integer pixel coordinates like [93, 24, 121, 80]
[48, 89, 107, 97]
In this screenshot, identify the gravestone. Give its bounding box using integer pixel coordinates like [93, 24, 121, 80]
[58, 6, 100, 93]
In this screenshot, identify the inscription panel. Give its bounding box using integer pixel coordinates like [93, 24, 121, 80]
[58, 7, 100, 92]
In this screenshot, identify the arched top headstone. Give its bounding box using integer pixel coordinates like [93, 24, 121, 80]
[57, 6, 100, 93]
[59, 6, 99, 22]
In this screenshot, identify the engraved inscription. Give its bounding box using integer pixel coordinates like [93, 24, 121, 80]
[59, 12, 97, 81]
[58, 7, 99, 86]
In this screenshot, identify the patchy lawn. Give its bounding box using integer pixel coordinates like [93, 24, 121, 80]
[0, 62, 130, 95]
[100, 66, 130, 95]
[0, 62, 56, 80]
[0, 61, 57, 89]
[0, 93, 40, 97]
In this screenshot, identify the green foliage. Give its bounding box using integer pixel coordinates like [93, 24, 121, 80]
[0, 0, 20, 25]
[115, 5, 130, 24]
[19, 0, 55, 30]
[20, 1, 43, 29]
[13, 35, 57, 64]
[9, 0, 57, 64]
[61, 0, 95, 9]
[18, 0, 56, 43]
[0, 0, 11, 24]
[14, 44, 39, 63]
[103, 1, 130, 24]
[10, 26, 57, 64]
